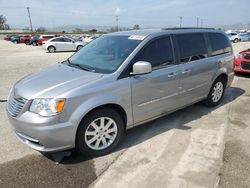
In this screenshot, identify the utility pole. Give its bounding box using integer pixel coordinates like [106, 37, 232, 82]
[179, 16, 183, 28]
[116, 15, 119, 32]
[196, 17, 199, 28]
[27, 7, 33, 32]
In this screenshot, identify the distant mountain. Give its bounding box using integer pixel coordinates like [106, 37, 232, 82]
[47, 25, 116, 32]
[212, 23, 250, 31]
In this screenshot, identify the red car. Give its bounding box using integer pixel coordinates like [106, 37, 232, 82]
[234, 49, 250, 73]
[20, 35, 33, 45]
[37, 35, 55, 45]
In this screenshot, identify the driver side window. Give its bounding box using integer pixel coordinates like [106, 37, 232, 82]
[135, 36, 174, 70]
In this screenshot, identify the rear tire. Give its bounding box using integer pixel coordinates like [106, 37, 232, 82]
[48, 46, 56, 53]
[76, 45, 83, 51]
[76, 108, 125, 157]
[204, 77, 226, 107]
[32, 41, 37, 46]
[25, 40, 30, 45]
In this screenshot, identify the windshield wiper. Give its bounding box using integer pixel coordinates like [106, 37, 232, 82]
[66, 59, 95, 72]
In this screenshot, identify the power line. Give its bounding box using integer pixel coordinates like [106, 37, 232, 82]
[26, 7, 33, 31]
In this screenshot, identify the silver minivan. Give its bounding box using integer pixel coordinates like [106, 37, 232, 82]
[7, 28, 234, 156]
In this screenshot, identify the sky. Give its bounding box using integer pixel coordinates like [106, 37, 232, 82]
[0, 0, 249, 29]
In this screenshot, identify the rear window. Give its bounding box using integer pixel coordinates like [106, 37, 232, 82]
[207, 33, 232, 56]
[51, 38, 64, 42]
[43, 36, 54, 39]
[176, 34, 208, 63]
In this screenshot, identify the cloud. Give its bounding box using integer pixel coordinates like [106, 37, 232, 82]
[114, 7, 121, 15]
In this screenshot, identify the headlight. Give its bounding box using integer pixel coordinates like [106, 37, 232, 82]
[30, 98, 65, 117]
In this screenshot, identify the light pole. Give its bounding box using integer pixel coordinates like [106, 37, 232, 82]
[27, 7, 33, 32]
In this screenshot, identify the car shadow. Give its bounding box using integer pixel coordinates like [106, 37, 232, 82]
[46, 86, 245, 164]
[235, 72, 250, 78]
[45, 51, 76, 53]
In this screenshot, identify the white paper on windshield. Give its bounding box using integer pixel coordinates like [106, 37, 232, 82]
[128, 35, 146, 40]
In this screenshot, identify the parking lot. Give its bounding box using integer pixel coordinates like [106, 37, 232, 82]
[0, 40, 250, 188]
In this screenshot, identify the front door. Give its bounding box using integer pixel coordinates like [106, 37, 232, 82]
[130, 36, 181, 124]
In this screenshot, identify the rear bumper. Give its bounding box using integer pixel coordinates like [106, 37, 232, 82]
[227, 72, 234, 87]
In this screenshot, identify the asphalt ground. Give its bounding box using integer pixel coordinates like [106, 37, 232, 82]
[0, 40, 250, 188]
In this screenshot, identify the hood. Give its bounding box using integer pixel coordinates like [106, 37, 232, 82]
[14, 64, 103, 99]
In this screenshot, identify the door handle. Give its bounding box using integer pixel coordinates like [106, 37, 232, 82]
[168, 72, 178, 78]
[182, 69, 191, 74]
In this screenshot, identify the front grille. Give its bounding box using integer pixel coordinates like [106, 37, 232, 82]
[7, 93, 27, 117]
[241, 61, 250, 70]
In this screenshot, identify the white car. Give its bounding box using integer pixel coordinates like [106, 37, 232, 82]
[84, 36, 99, 43]
[42, 37, 86, 53]
[226, 32, 240, 43]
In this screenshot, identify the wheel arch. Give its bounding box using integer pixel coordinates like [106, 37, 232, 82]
[74, 103, 128, 146]
[79, 103, 127, 128]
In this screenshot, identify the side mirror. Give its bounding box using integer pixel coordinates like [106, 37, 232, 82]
[131, 61, 152, 75]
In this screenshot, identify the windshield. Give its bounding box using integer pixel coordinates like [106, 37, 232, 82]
[68, 35, 142, 73]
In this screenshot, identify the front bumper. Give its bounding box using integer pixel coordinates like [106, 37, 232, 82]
[234, 66, 250, 73]
[7, 111, 76, 153]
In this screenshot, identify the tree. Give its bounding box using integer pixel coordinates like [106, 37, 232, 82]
[0, 15, 10, 30]
[36, 27, 47, 33]
[133, 24, 140, 30]
[88, 29, 97, 33]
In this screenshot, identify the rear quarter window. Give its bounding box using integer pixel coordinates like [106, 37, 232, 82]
[207, 33, 232, 56]
[176, 33, 208, 63]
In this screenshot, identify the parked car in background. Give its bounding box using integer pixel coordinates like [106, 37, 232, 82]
[7, 28, 234, 156]
[42, 36, 86, 53]
[226, 32, 240, 43]
[28, 35, 40, 46]
[84, 36, 99, 43]
[20, 35, 33, 45]
[239, 33, 250, 42]
[4, 35, 16, 41]
[81, 34, 91, 42]
[234, 49, 250, 73]
[10, 35, 20, 44]
[37, 35, 55, 45]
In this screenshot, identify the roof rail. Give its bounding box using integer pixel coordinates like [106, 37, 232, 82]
[162, 27, 215, 30]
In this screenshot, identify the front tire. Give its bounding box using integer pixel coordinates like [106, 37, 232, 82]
[32, 41, 37, 46]
[48, 46, 56, 53]
[76, 108, 125, 157]
[204, 77, 226, 107]
[233, 38, 239, 43]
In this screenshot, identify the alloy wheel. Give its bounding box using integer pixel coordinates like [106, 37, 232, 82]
[211, 82, 224, 102]
[84, 117, 118, 150]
